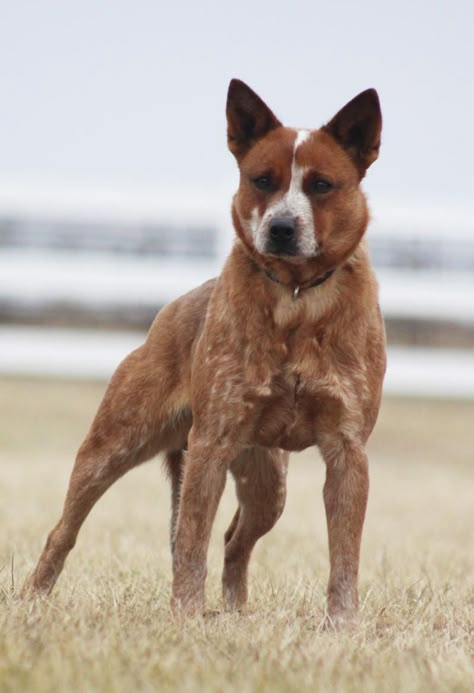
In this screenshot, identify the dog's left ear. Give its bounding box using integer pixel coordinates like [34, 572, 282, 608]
[227, 79, 282, 160]
[324, 89, 382, 178]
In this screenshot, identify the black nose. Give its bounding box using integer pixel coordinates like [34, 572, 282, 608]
[266, 216, 297, 255]
[269, 216, 296, 243]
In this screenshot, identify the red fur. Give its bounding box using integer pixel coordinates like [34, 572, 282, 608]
[23, 80, 386, 627]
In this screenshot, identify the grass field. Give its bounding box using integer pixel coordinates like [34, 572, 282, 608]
[0, 377, 473, 692]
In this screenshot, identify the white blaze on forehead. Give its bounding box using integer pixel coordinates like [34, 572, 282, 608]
[289, 129, 311, 200]
[294, 128, 311, 150]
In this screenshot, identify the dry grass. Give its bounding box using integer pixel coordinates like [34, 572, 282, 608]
[0, 377, 473, 692]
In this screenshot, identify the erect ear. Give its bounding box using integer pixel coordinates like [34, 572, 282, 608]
[324, 89, 382, 178]
[226, 79, 282, 160]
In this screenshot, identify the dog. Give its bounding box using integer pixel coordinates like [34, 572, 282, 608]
[23, 79, 386, 626]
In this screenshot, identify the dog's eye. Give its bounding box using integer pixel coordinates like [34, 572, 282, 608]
[252, 175, 273, 192]
[310, 178, 333, 194]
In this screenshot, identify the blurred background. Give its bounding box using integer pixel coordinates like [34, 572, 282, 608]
[1, 9, 472, 685]
[0, 0, 473, 397]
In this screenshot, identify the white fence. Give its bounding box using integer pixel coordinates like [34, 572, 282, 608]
[0, 326, 473, 399]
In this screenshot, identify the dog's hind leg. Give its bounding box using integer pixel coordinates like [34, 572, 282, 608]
[22, 346, 190, 597]
[222, 447, 288, 611]
[22, 437, 143, 596]
[163, 449, 185, 555]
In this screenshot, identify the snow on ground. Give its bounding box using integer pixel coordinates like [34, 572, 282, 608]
[0, 326, 473, 399]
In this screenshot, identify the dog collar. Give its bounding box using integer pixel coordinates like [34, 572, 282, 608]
[263, 268, 335, 300]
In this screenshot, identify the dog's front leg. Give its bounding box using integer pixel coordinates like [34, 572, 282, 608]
[171, 431, 236, 615]
[320, 440, 369, 627]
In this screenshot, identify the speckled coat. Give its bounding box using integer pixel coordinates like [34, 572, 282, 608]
[24, 79, 386, 627]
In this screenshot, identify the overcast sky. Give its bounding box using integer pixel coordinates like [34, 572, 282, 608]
[1, 0, 473, 214]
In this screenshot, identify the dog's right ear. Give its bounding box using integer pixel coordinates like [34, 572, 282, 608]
[226, 79, 282, 160]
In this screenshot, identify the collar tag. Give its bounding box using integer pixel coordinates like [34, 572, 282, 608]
[263, 267, 335, 296]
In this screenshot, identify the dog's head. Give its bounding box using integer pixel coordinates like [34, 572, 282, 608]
[227, 79, 382, 276]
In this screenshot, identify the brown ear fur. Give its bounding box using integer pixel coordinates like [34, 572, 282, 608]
[324, 89, 382, 178]
[226, 79, 282, 160]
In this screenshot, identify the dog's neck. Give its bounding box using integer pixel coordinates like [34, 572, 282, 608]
[262, 266, 335, 300]
[222, 238, 373, 331]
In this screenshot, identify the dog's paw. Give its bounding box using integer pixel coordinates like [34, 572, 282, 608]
[322, 610, 358, 632]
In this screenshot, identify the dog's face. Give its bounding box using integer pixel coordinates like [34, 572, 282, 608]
[227, 80, 382, 271]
